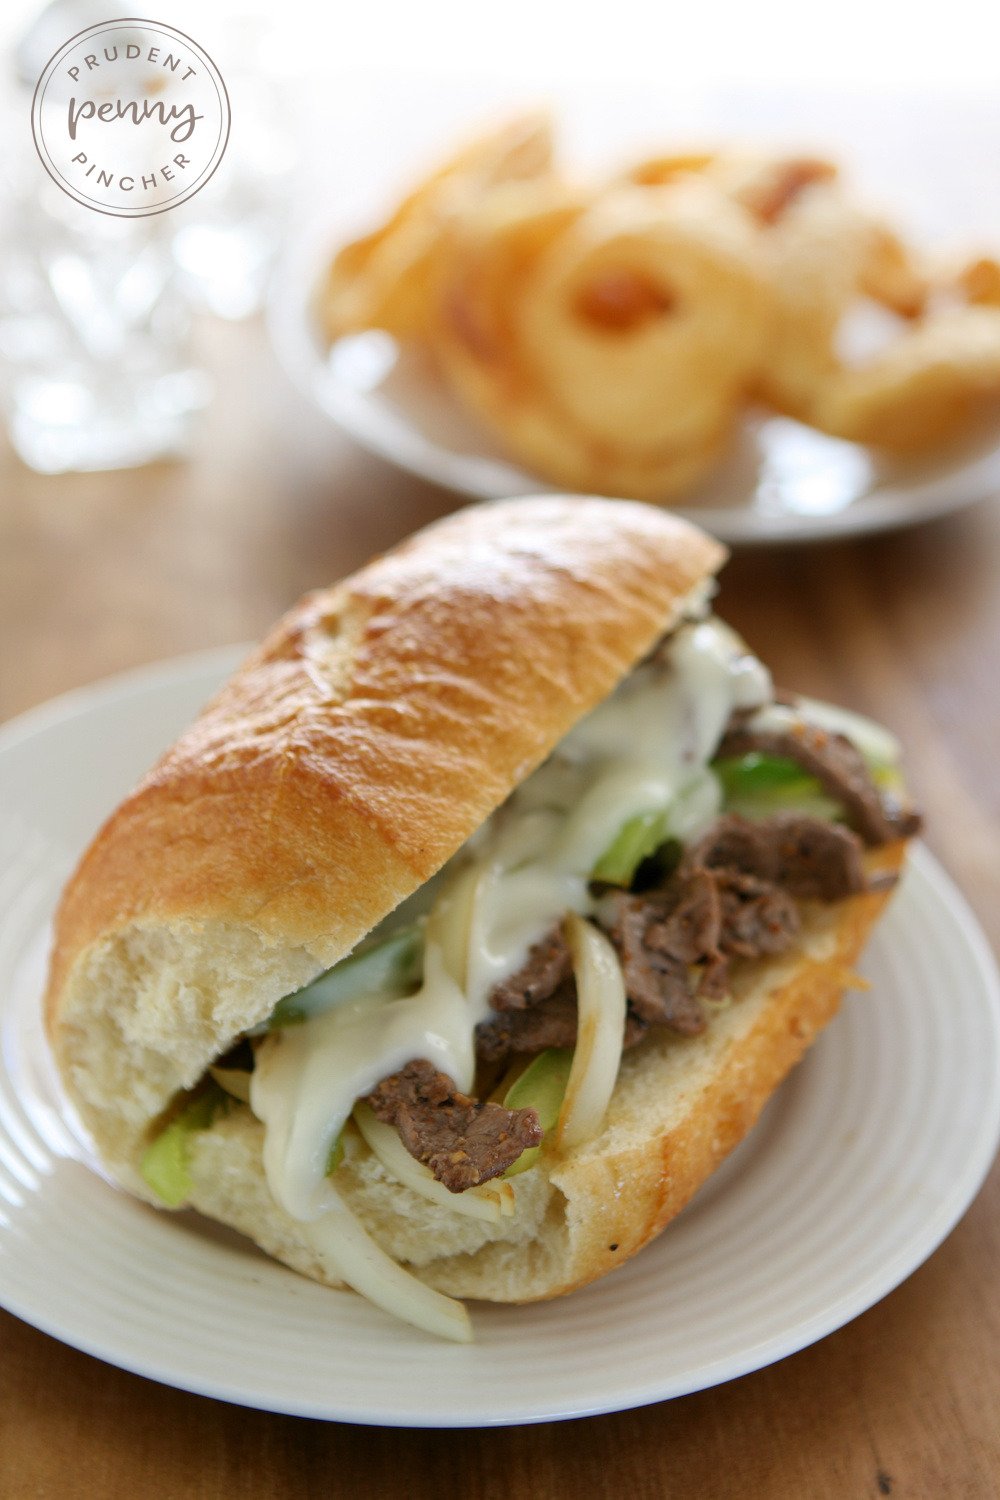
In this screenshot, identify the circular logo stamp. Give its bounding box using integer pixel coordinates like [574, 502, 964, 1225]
[31, 17, 230, 217]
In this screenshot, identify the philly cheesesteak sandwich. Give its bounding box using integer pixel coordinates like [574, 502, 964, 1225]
[45, 496, 919, 1340]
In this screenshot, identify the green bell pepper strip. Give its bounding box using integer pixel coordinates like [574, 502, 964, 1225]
[140, 1083, 233, 1208]
[268, 922, 424, 1028]
[712, 752, 816, 797]
[326, 1131, 345, 1176]
[873, 763, 905, 793]
[591, 808, 673, 887]
[592, 751, 849, 890]
[502, 1048, 574, 1177]
[711, 752, 842, 822]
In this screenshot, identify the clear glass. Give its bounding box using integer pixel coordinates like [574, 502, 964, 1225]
[168, 9, 298, 320]
[0, 178, 212, 473]
[0, 3, 297, 471]
[0, 62, 211, 476]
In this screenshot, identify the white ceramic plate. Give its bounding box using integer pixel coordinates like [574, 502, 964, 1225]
[1, 650, 999, 1425]
[270, 272, 1000, 546]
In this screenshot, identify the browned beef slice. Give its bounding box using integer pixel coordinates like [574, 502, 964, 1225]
[475, 984, 579, 1062]
[645, 867, 722, 963]
[475, 810, 871, 1068]
[713, 868, 800, 958]
[600, 879, 715, 1034]
[687, 813, 868, 902]
[489, 925, 572, 1011]
[367, 1059, 542, 1193]
[476, 983, 648, 1063]
[718, 719, 921, 845]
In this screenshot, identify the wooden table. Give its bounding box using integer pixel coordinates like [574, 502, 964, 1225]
[1, 318, 998, 1498]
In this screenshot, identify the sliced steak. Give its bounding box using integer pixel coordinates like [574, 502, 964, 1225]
[687, 813, 868, 902]
[475, 984, 579, 1062]
[367, 1059, 541, 1192]
[713, 868, 800, 958]
[718, 717, 920, 845]
[646, 867, 722, 964]
[488, 925, 572, 1012]
[599, 874, 718, 1034]
[477, 983, 649, 1062]
[475, 807, 885, 1072]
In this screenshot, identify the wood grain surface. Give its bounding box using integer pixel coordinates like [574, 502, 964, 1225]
[1, 319, 998, 1500]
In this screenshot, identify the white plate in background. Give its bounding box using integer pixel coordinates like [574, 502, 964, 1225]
[0, 651, 998, 1423]
[270, 290, 1000, 546]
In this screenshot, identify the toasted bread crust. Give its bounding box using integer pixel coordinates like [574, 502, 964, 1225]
[44, 496, 722, 1175]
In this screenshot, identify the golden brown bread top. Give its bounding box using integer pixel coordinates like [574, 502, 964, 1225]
[45, 495, 723, 1044]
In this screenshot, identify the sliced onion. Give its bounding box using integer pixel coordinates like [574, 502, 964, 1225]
[301, 1183, 472, 1343]
[426, 862, 482, 990]
[494, 1180, 516, 1217]
[208, 1064, 251, 1103]
[461, 862, 500, 1006]
[556, 914, 627, 1150]
[352, 1102, 515, 1222]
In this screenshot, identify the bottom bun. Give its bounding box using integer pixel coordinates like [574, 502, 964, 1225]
[184, 843, 904, 1305]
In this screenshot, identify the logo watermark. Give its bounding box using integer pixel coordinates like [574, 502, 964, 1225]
[31, 17, 230, 217]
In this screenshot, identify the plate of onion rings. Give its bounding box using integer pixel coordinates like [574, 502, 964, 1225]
[270, 111, 1000, 544]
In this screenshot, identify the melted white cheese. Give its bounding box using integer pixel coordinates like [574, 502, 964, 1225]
[251, 614, 772, 1227]
[251, 942, 472, 1221]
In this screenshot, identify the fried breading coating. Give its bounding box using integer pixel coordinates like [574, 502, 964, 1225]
[698, 155, 929, 410]
[704, 153, 839, 226]
[429, 178, 771, 498]
[320, 112, 554, 341]
[813, 306, 1000, 449]
[955, 256, 1000, 307]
